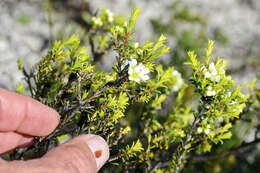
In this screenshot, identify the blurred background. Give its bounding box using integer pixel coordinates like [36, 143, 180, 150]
[1, 0, 260, 90]
[0, 0, 260, 172]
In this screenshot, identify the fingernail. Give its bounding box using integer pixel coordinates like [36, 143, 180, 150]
[84, 135, 110, 170]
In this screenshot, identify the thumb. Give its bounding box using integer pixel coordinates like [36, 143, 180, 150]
[1, 135, 109, 173]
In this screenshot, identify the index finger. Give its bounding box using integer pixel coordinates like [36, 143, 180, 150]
[0, 88, 60, 136]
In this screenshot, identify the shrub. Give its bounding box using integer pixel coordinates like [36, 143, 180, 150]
[9, 8, 259, 173]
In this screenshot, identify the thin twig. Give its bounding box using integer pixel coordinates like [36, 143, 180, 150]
[22, 67, 35, 97]
[150, 116, 201, 173]
[77, 75, 82, 102]
[191, 138, 260, 161]
[174, 116, 200, 173]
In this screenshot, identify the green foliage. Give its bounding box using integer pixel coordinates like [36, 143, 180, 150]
[16, 83, 24, 94]
[10, 7, 258, 173]
[128, 8, 141, 32]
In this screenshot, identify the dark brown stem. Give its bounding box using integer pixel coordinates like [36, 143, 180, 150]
[22, 67, 35, 97]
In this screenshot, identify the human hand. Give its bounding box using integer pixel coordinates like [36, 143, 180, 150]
[0, 88, 109, 173]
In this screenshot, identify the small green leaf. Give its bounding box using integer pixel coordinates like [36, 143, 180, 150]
[128, 8, 141, 32]
[17, 58, 23, 71]
[16, 83, 24, 94]
[205, 40, 214, 64]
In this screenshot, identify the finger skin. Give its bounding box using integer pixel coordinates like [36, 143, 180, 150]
[0, 135, 99, 173]
[0, 88, 60, 136]
[44, 135, 98, 173]
[0, 132, 33, 154]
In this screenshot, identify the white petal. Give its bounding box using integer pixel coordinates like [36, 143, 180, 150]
[215, 75, 221, 82]
[206, 90, 216, 96]
[230, 101, 236, 105]
[135, 65, 143, 73]
[204, 72, 211, 78]
[129, 59, 137, 66]
[207, 86, 213, 91]
[137, 63, 144, 68]
[142, 67, 150, 74]
[142, 75, 150, 81]
[211, 69, 218, 76]
[204, 129, 211, 134]
[197, 127, 203, 133]
[172, 70, 181, 77]
[173, 86, 178, 91]
[108, 17, 114, 22]
[129, 76, 134, 81]
[172, 70, 178, 76]
[128, 68, 133, 75]
[134, 78, 140, 83]
[134, 42, 139, 48]
[227, 91, 232, 97]
[209, 63, 215, 71]
[207, 91, 213, 96]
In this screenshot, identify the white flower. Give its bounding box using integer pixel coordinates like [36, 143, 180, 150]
[203, 62, 221, 82]
[197, 127, 203, 133]
[204, 128, 211, 134]
[206, 90, 216, 96]
[172, 70, 184, 92]
[230, 101, 237, 105]
[128, 58, 137, 66]
[204, 71, 211, 78]
[227, 91, 232, 97]
[128, 59, 150, 83]
[106, 9, 114, 22]
[215, 75, 221, 82]
[206, 86, 216, 96]
[134, 42, 139, 48]
[92, 17, 103, 26]
[209, 63, 218, 76]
